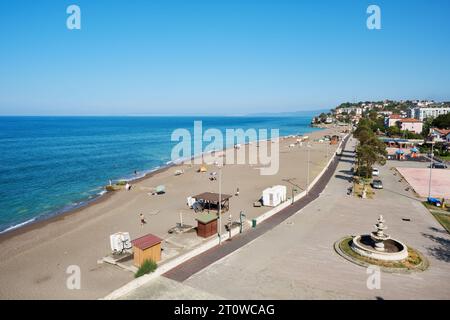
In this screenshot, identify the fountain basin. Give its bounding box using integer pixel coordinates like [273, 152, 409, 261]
[351, 235, 408, 261]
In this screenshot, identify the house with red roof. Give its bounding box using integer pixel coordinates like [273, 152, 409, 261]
[397, 118, 423, 134]
[429, 127, 450, 142]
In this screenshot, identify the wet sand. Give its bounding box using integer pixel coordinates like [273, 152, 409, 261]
[0, 126, 346, 299]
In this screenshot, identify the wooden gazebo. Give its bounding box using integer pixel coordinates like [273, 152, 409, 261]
[193, 192, 232, 213]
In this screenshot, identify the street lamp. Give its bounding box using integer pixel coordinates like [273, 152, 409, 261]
[228, 213, 232, 240]
[427, 141, 435, 198]
[218, 166, 222, 244]
[306, 144, 311, 195]
[291, 188, 298, 205]
[239, 211, 246, 233]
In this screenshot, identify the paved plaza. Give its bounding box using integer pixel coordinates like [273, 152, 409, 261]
[396, 167, 450, 198]
[122, 138, 450, 300]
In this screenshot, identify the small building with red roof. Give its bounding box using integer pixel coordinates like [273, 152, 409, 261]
[131, 233, 163, 267]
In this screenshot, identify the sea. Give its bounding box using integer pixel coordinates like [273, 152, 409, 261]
[0, 115, 321, 233]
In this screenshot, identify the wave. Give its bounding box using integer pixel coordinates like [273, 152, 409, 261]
[0, 218, 36, 234]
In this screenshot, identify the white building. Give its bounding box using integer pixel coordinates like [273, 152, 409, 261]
[410, 106, 450, 121]
[262, 185, 287, 207]
[336, 107, 362, 115]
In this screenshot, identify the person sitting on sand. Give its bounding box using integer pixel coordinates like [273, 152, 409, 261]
[140, 213, 147, 227]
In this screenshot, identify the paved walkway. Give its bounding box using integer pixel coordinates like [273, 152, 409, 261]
[162, 137, 350, 282]
[122, 137, 450, 299]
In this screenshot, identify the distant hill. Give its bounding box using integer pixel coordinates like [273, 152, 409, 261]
[246, 109, 329, 117]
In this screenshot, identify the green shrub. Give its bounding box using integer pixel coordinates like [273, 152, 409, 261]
[356, 166, 372, 179]
[135, 259, 157, 278]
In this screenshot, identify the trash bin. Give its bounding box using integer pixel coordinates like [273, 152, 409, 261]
[252, 219, 257, 228]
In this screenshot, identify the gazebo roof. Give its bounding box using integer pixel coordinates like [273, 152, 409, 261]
[193, 192, 232, 203]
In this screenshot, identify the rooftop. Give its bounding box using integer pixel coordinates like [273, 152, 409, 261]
[193, 192, 232, 203]
[196, 212, 218, 224]
[398, 118, 422, 123]
[131, 233, 163, 250]
[431, 128, 450, 135]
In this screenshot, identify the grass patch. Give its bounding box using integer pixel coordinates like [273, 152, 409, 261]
[422, 201, 450, 213]
[431, 213, 450, 234]
[421, 202, 450, 234]
[339, 237, 426, 271]
[353, 182, 374, 199]
[135, 259, 157, 278]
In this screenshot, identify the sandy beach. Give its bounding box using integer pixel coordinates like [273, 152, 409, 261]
[0, 126, 346, 299]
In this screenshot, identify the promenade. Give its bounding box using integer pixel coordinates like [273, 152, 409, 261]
[122, 137, 450, 300]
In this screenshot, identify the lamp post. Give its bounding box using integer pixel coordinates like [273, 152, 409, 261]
[228, 213, 232, 240]
[291, 188, 298, 205]
[239, 211, 246, 233]
[218, 166, 222, 244]
[306, 144, 311, 195]
[428, 141, 434, 199]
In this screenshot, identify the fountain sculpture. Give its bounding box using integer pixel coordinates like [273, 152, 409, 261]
[351, 215, 408, 261]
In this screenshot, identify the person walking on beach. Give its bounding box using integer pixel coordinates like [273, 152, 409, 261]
[140, 213, 147, 227]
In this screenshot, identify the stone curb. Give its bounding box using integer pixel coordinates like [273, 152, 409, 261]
[333, 236, 429, 274]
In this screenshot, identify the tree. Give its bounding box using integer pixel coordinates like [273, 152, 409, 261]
[356, 136, 387, 179]
[422, 117, 434, 136]
[386, 125, 401, 137]
[354, 119, 387, 179]
[431, 113, 450, 129]
[368, 110, 378, 121]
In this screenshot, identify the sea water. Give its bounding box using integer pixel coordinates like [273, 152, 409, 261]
[0, 115, 321, 232]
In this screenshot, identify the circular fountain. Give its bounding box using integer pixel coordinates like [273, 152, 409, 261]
[351, 215, 408, 261]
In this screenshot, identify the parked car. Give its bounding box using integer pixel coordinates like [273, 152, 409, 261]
[372, 168, 380, 176]
[371, 179, 383, 189]
[430, 162, 448, 169]
[427, 197, 442, 207]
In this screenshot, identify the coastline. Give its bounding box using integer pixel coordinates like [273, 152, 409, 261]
[0, 125, 340, 299]
[0, 165, 174, 242]
[0, 126, 322, 240]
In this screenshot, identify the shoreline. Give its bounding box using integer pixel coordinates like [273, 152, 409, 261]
[0, 125, 340, 299]
[0, 164, 174, 242]
[0, 126, 323, 242]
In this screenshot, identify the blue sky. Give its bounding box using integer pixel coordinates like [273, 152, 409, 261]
[0, 0, 449, 115]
